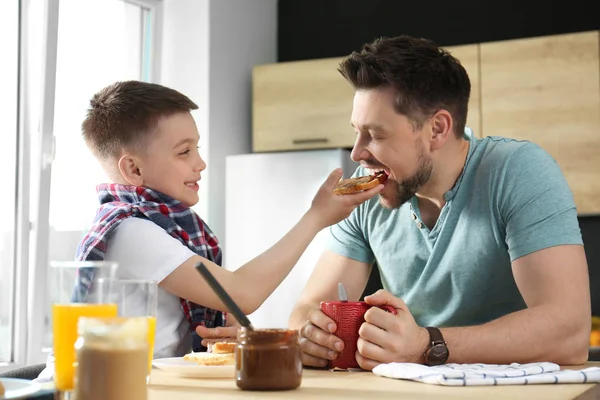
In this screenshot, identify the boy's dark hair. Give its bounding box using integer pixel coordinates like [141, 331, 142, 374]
[338, 35, 471, 138]
[82, 80, 198, 161]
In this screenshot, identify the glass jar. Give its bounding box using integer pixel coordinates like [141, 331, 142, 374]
[74, 317, 149, 400]
[235, 327, 302, 391]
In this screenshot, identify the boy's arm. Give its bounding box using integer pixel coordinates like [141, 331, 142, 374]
[160, 210, 322, 314]
[160, 169, 383, 315]
[196, 249, 371, 348]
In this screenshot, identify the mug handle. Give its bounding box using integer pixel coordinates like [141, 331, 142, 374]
[378, 305, 397, 315]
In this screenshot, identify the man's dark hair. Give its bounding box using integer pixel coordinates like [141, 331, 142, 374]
[338, 35, 471, 137]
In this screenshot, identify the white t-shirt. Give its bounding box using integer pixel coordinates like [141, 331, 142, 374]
[105, 217, 196, 358]
[37, 217, 197, 382]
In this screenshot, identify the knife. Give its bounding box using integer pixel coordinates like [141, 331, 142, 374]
[338, 282, 348, 302]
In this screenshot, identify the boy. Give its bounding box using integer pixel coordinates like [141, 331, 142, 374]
[38, 80, 382, 381]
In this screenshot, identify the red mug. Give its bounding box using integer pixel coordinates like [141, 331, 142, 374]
[319, 301, 396, 370]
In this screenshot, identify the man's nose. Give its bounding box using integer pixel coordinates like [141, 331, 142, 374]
[350, 136, 370, 163]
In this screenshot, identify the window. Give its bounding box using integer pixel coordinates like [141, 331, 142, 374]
[0, 0, 21, 363]
[0, 0, 160, 368]
[38, 0, 159, 352]
[49, 0, 146, 234]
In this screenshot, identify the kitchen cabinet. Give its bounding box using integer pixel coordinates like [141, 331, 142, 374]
[480, 31, 600, 214]
[252, 44, 481, 152]
[252, 57, 354, 152]
[445, 43, 482, 138]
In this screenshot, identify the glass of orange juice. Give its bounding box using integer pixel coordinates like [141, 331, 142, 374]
[49, 261, 118, 392]
[96, 278, 158, 381]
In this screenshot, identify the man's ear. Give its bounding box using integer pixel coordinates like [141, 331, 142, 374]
[118, 154, 144, 186]
[429, 109, 453, 151]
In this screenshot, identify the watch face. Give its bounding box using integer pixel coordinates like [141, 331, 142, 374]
[428, 344, 449, 365]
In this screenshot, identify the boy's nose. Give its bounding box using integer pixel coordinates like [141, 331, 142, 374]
[195, 155, 207, 172]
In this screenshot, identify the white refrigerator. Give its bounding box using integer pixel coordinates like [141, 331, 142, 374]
[224, 149, 359, 328]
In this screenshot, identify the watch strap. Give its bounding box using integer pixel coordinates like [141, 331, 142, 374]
[425, 326, 445, 345]
[424, 326, 449, 366]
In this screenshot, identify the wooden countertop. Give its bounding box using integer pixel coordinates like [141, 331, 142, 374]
[148, 362, 600, 400]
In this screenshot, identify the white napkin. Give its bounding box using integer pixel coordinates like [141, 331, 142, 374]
[372, 362, 600, 386]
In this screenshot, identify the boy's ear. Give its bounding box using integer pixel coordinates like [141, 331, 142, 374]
[118, 154, 144, 186]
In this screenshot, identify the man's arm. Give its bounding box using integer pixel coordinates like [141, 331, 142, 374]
[357, 244, 591, 369]
[290, 250, 372, 367]
[441, 244, 590, 365]
[440, 142, 589, 365]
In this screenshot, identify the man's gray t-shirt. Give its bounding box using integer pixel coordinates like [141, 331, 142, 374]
[327, 130, 583, 327]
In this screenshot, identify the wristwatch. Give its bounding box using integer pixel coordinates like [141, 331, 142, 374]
[423, 326, 449, 366]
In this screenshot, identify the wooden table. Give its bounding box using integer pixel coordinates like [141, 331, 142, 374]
[148, 362, 600, 400]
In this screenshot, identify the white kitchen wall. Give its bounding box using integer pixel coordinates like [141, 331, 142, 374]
[160, 0, 278, 251]
[225, 150, 359, 328]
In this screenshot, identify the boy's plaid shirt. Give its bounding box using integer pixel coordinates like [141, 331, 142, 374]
[75, 183, 225, 351]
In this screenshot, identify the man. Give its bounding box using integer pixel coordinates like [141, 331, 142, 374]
[288, 35, 591, 370]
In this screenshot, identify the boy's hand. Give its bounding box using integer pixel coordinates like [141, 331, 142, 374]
[197, 314, 240, 347]
[308, 168, 383, 229]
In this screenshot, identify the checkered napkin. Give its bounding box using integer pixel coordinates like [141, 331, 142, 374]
[372, 362, 600, 386]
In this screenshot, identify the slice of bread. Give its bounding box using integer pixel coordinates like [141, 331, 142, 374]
[183, 352, 235, 366]
[0, 379, 4, 396]
[334, 172, 387, 195]
[210, 341, 237, 354]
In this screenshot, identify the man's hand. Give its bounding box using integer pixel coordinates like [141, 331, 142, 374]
[356, 289, 429, 370]
[298, 308, 345, 368]
[196, 314, 240, 347]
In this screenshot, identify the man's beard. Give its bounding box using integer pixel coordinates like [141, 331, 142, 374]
[382, 149, 433, 209]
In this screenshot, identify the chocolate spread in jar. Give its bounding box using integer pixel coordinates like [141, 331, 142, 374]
[235, 328, 302, 391]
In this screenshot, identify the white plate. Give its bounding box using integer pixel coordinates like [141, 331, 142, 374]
[0, 378, 44, 399]
[152, 357, 235, 379]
